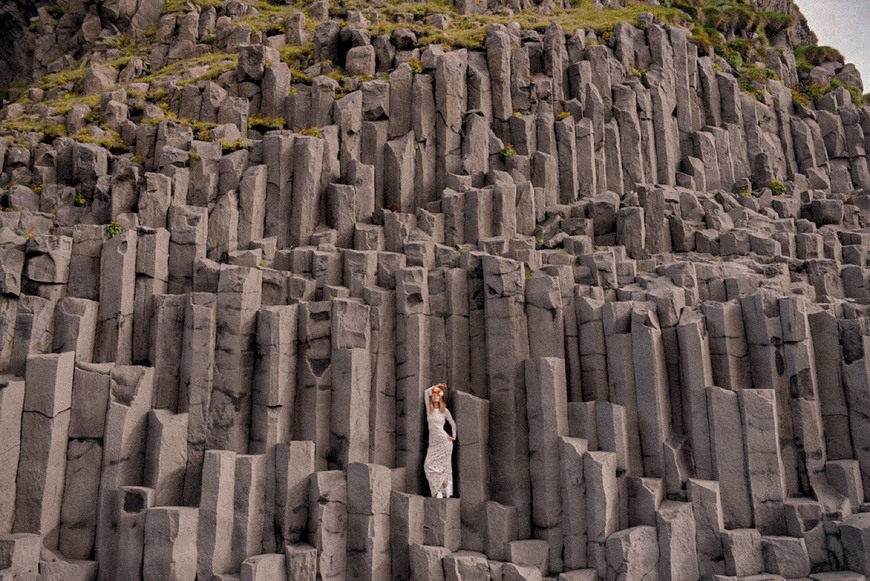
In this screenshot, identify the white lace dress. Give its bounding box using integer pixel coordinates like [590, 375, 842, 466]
[423, 404, 457, 498]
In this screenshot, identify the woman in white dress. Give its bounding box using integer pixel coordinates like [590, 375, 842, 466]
[423, 383, 457, 498]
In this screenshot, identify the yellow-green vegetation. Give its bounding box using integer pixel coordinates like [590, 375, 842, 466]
[73, 128, 128, 153]
[131, 154, 145, 165]
[39, 66, 88, 91]
[306, 0, 688, 52]
[791, 45, 866, 106]
[104, 33, 138, 56]
[738, 64, 778, 102]
[141, 52, 238, 85]
[240, 2, 290, 35]
[407, 57, 424, 74]
[768, 179, 786, 196]
[281, 43, 315, 69]
[106, 221, 124, 238]
[500, 144, 517, 158]
[556, 111, 572, 120]
[164, 0, 224, 13]
[220, 139, 251, 153]
[142, 108, 217, 139]
[685, 0, 793, 37]
[298, 126, 324, 138]
[249, 115, 287, 132]
[74, 191, 87, 206]
[0, 117, 67, 141]
[794, 44, 844, 72]
[47, 93, 100, 116]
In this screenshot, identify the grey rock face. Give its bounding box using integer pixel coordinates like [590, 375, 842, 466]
[3, 1, 870, 579]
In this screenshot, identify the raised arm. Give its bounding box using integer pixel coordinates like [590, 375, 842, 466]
[424, 383, 447, 410]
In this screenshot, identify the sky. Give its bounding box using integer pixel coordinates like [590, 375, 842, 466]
[794, 0, 870, 88]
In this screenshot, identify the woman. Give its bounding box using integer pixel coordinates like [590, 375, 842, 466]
[423, 383, 457, 498]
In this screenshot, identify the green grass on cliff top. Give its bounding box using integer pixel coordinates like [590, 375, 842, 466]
[2, 0, 860, 149]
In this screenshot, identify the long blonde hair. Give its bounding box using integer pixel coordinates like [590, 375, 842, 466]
[428, 389, 446, 414]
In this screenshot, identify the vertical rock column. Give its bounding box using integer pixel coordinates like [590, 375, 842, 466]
[395, 267, 431, 494]
[208, 265, 262, 453]
[231, 453, 267, 569]
[52, 297, 99, 362]
[735, 390, 790, 534]
[602, 302, 643, 475]
[251, 305, 298, 454]
[68, 224, 104, 301]
[676, 307, 714, 480]
[740, 292, 798, 495]
[656, 500, 700, 581]
[132, 227, 168, 364]
[142, 506, 199, 581]
[525, 272, 565, 360]
[10, 295, 54, 377]
[444, 269, 471, 404]
[150, 294, 185, 410]
[95, 228, 136, 364]
[412, 74, 437, 207]
[780, 296, 827, 495]
[838, 318, 870, 499]
[706, 385, 753, 530]
[144, 409, 189, 507]
[525, 357, 569, 574]
[238, 164, 267, 250]
[296, 301, 333, 470]
[330, 298, 371, 469]
[454, 390, 489, 553]
[0, 376, 24, 534]
[346, 463, 391, 580]
[559, 436, 588, 570]
[181, 292, 216, 505]
[262, 134, 294, 247]
[576, 295, 609, 402]
[585, 450, 619, 574]
[809, 309, 852, 461]
[275, 441, 315, 547]
[95, 366, 154, 581]
[13, 352, 74, 549]
[483, 255, 532, 538]
[115, 486, 155, 580]
[59, 363, 111, 559]
[365, 287, 397, 467]
[467, 255, 488, 398]
[687, 479, 725, 577]
[631, 304, 673, 480]
[390, 492, 424, 581]
[197, 450, 235, 580]
[289, 136, 324, 247]
[434, 49, 468, 191]
[167, 205, 208, 294]
[703, 300, 751, 391]
[331, 348, 371, 469]
[309, 470, 347, 581]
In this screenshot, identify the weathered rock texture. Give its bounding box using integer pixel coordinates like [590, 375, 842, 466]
[1, 0, 870, 579]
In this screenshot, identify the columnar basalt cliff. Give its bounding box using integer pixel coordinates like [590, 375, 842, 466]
[2, 0, 870, 579]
